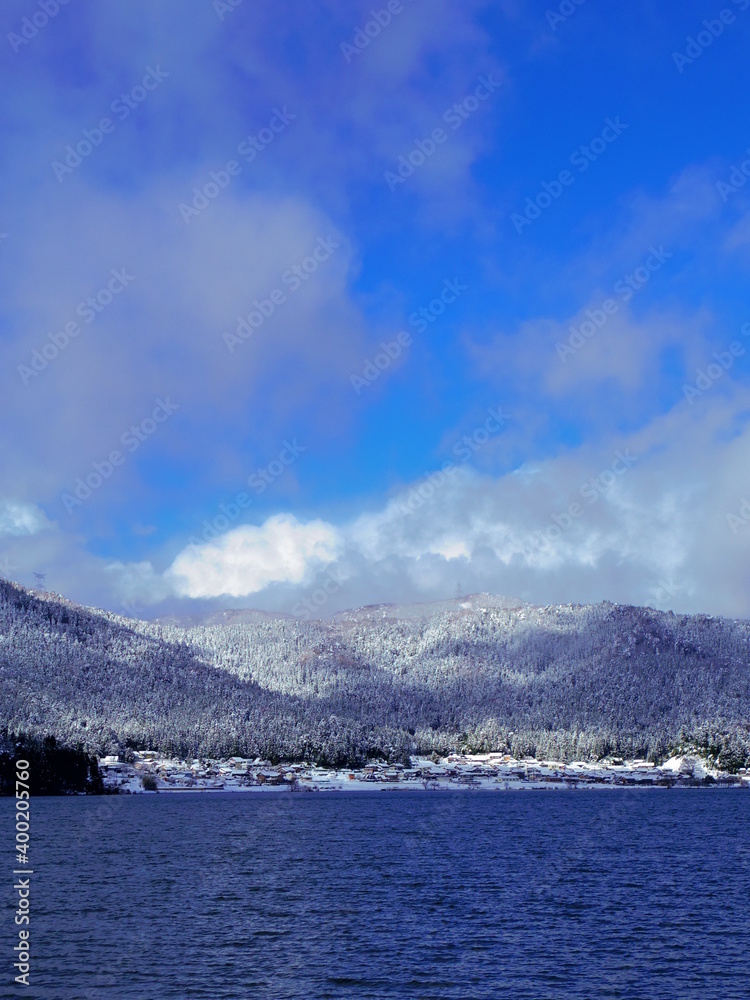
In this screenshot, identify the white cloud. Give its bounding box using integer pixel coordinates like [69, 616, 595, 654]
[472, 301, 709, 406]
[96, 384, 750, 617]
[0, 181, 368, 504]
[0, 501, 52, 537]
[105, 560, 174, 606]
[338, 387, 750, 616]
[165, 514, 342, 598]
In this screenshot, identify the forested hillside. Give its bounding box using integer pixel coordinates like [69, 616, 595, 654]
[1, 581, 749, 769]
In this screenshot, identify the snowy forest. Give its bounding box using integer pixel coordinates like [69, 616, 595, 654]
[2, 580, 749, 770]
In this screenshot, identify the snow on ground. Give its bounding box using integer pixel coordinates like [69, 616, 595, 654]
[98, 751, 749, 794]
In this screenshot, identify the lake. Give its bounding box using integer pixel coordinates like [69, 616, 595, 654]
[5, 789, 750, 999]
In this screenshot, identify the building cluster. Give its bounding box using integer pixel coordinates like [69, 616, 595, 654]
[99, 750, 750, 793]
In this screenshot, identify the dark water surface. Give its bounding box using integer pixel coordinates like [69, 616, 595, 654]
[4, 789, 749, 999]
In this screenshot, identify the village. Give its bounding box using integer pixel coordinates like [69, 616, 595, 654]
[99, 750, 750, 793]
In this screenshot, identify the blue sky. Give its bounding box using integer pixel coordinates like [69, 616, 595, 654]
[2, 0, 750, 618]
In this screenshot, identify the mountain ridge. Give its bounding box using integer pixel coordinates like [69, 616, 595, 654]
[2, 579, 749, 769]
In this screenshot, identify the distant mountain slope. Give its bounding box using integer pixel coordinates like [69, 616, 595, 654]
[1, 581, 749, 768]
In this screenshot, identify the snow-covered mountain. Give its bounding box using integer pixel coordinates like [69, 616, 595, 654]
[1, 580, 749, 768]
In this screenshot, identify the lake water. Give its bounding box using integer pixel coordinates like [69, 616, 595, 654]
[5, 789, 750, 999]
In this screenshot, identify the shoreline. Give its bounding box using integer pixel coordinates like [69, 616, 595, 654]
[121, 783, 745, 794]
[99, 751, 750, 795]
